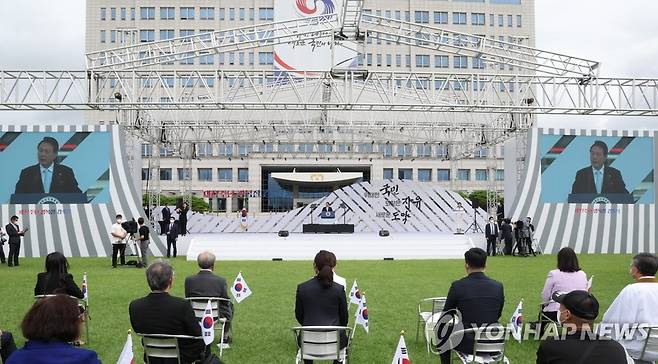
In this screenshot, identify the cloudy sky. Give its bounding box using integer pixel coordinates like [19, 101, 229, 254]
[0, 0, 657, 128]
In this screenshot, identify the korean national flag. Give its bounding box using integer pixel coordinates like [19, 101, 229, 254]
[348, 280, 362, 305]
[355, 294, 369, 333]
[200, 300, 215, 345]
[230, 272, 252, 303]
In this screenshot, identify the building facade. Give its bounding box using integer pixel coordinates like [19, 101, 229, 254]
[85, 0, 535, 213]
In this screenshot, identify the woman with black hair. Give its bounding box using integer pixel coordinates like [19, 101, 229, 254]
[34, 252, 84, 299]
[540, 247, 588, 322]
[294, 250, 348, 364]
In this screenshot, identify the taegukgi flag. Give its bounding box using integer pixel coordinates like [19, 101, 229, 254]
[200, 299, 215, 345]
[391, 333, 410, 364]
[509, 299, 523, 342]
[349, 280, 362, 305]
[355, 293, 369, 333]
[231, 272, 252, 303]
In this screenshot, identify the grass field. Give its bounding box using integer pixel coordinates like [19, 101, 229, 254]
[0, 254, 636, 363]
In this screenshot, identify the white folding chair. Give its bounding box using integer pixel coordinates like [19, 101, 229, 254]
[136, 333, 204, 364]
[416, 297, 447, 350]
[185, 297, 231, 357]
[291, 326, 352, 364]
[35, 294, 89, 345]
[448, 325, 509, 364]
[633, 325, 658, 364]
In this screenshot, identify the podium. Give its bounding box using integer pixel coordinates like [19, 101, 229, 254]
[567, 193, 634, 204]
[10, 193, 88, 204]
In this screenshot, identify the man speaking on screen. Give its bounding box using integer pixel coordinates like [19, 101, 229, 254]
[14, 137, 82, 195]
[570, 140, 628, 197]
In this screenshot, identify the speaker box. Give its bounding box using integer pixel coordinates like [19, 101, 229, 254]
[471, 200, 479, 209]
[379, 230, 390, 237]
[278, 230, 289, 237]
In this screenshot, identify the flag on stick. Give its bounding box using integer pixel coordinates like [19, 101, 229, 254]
[355, 293, 369, 333]
[116, 332, 134, 364]
[587, 275, 594, 291]
[82, 272, 88, 302]
[230, 272, 252, 303]
[509, 299, 523, 342]
[200, 299, 215, 345]
[348, 280, 362, 305]
[391, 332, 410, 364]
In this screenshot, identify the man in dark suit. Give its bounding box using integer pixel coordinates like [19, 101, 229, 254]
[160, 205, 171, 235]
[165, 217, 179, 258]
[484, 217, 499, 256]
[176, 203, 189, 236]
[500, 219, 514, 256]
[5, 216, 27, 267]
[185, 251, 233, 342]
[321, 202, 333, 213]
[129, 260, 219, 364]
[571, 140, 629, 197]
[439, 248, 505, 364]
[14, 137, 82, 195]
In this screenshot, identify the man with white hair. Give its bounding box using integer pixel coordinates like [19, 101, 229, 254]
[185, 251, 233, 343]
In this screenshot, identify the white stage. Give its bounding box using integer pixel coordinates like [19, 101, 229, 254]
[183, 232, 485, 261]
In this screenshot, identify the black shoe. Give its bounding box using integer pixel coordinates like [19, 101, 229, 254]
[112, 265, 117, 268]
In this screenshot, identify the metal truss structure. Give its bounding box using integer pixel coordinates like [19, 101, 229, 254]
[2, 3, 658, 210]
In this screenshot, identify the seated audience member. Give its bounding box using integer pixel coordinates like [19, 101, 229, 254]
[130, 260, 221, 364]
[536, 290, 633, 364]
[34, 252, 84, 299]
[439, 247, 505, 364]
[1, 329, 17, 363]
[185, 251, 233, 342]
[7, 295, 100, 364]
[540, 247, 588, 323]
[295, 250, 349, 364]
[326, 251, 346, 289]
[601, 253, 658, 362]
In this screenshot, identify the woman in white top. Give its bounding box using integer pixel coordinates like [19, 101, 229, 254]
[540, 247, 588, 322]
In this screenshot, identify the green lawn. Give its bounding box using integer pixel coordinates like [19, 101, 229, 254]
[0, 254, 636, 363]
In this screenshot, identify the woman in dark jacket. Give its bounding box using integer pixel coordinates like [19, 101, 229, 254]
[34, 252, 84, 299]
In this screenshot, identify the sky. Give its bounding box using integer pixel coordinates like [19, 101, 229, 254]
[0, 0, 657, 128]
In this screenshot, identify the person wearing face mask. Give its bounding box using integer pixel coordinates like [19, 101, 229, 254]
[536, 290, 633, 364]
[165, 217, 179, 258]
[110, 214, 128, 268]
[484, 216, 499, 257]
[600, 253, 658, 362]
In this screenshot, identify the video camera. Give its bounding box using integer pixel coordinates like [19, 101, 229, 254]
[121, 219, 139, 234]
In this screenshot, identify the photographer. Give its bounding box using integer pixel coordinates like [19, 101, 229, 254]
[110, 214, 128, 268]
[137, 218, 150, 267]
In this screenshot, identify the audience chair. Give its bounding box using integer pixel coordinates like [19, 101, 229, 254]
[537, 301, 558, 336]
[135, 333, 204, 364]
[35, 295, 89, 345]
[447, 325, 509, 364]
[185, 297, 231, 357]
[291, 326, 352, 364]
[633, 325, 658, 364]
[416, 297, 447, 349]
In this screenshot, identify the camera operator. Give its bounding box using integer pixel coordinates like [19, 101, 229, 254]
[137, 217, 150, 267]
[110, 214, 128, 268]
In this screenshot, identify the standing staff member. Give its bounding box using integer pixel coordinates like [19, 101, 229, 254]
[484, 216, 499, 257]
[137, 217, 150, 268]
[165, 217, 179, 258]
[176, 202, 190, 236]
[110, 214, 128, 268]
[5, 216, 27, 267]
[160, 205, 171, 236]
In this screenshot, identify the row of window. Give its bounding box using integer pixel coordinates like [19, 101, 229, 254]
[142, 144, 501, 159]
[383, 168, 504, 182]
[396, 10, 522, 28]
[363, 54, 487, 69]
[142, 168, 249, 182]
[100, 7, 274, 22]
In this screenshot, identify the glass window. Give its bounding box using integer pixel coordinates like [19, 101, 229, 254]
[177, 168, 191, 181]
[140, 30, 155, 43]
[318, 144, 333, 153]
[366, 54, 372, 66]
[435, 55, 449, 68]
[180, 7, 195, 20]
[100, 30, 106, 43]
[337, 144, 350, 153]
[219, 144, 233, 157]
[279, 144, 294, 153]
[298, 144, 314, 153]
[416, 54, 430, 68]
[507, 14, 513, 27]
[457, 169, 471, 181]
[516, 15, 522, 27]
[180, 29, 194, 38]
[141, 168, 151, 181]
[476, 169, 488, 181]
[383, 168, 394, 180]
[249, 8, 255, 20]
[111, 7, 116, 20]
[414, 11, 429, 23]
[498, 14, 504, 27]
[454, 56, 468, 69]
[434, 11, 448, 24]
[160, 7, 175, 20]
[160, 168, 172, 181]
[394, 10, 401, 20]
[160, 30, 175, 41]
[120, 8, 126, 20]
[472, 57, 485, 69]
[395, 54, 402, 67]
[490, 14, 494, 26]
[496, 169, 505, 181]
[199, 53, 214, 65]
[219, 8, 225, 20]
[140, 7, 155, 20]
[472, 13, 485, 25]
[452, 12, 466, 25]
[261, 143, 274, 153]
[100, 8, 106, 20]
[438, 169, 451, 181]
[381, 144, 393, 157]
[198, 168, 213, 182]
[259, 7, 274, 20]
[238, 168, 249, 182]
[130, 8, 135, 20]
[218, 168, 233, 182]
[259, 52, 273, 65]
[418, 144, 432, 157]
[196, 143, 213, 157]
[386, 54, 392, 67]
[398, 169, 412, 180]
[200, 7, 215, 20]
[229, 8, 235, 20]
[418, 169, 432, 182]
[475, 147, 488, 158]
[238, 144, 252, 156]
[239, 8, 245, 20]
[405, 54, 411, 68]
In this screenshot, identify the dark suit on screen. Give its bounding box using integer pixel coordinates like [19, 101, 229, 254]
[185, 270, 233, 322]
[440, 272, 505, 364]
[129, 292, 206, 364]
[14, 164, 82, 194]
[5, 223, 25, 266]
[34, 272, 84, 299]
[295, 277, 349, 352]
[571, 166, 629, 195]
